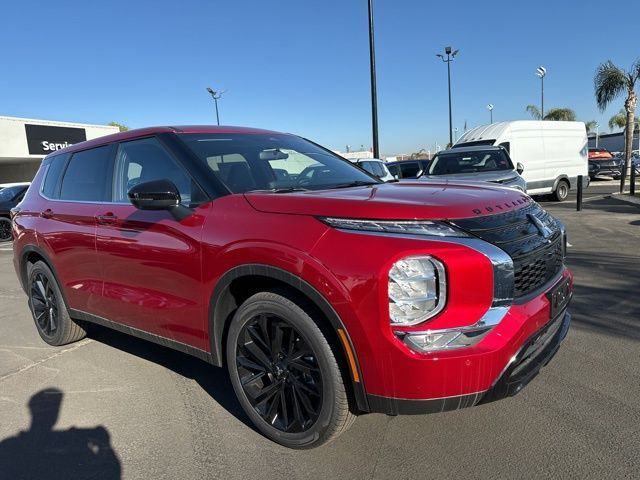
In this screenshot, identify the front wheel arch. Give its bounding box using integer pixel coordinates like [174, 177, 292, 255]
[208, 264, 369, 413]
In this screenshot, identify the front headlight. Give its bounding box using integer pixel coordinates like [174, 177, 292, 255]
[388, 255, 446, 326]
[319, 218, 469, 237]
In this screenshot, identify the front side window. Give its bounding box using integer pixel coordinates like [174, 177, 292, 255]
[112, 137, 204, 206]
[59, 146, 112, 202]
[428, 150, 514, 175]
[178, 133, 379, 193]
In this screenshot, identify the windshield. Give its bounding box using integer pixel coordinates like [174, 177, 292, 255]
[178, 133, 379, 193]
[427, 150, 513, 175]
[0, 185, 25, 202]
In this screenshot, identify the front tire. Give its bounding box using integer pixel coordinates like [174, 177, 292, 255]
[0, 217, 11, 242]
[27, 261, 86, 346]
[226, 291, 354, 449]
[552, 179, 570, 201]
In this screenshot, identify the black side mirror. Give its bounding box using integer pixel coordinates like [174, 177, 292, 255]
[128, 179, 181, 210]
[516, 163, 524, 175]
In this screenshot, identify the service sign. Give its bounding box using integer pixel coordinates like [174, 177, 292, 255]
[25, 124, 87, 155]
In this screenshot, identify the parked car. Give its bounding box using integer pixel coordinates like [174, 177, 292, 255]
[454, 121, 588, 201]
[418, 146, 527, 192]
[12, 126, 572, 448]
[588, 148, 622, 179]
[386, 159, 430, 179]
[0, 182, 30, 242]
[348, 158, 395, 182]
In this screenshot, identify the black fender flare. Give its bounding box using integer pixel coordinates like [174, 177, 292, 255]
[208, 263, 370, 412]
[552, 175, 570, 192]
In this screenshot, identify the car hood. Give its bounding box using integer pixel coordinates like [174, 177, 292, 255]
[243, 182, 533, 220]
[420, 170, 520, 183]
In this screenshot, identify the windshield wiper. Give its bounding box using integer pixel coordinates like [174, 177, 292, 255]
[329, 180, 380, 189]
[248, 187, 309, 193]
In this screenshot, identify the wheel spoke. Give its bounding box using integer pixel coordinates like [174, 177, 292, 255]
[253, 381, 280, 406]
[279, 386, 290, 430]
[291, 376, 321, 398]
[241, 370, 267, 387]
[271, 324, 284, 359]
[292, 381, 319, 417]
[288, 359, 320, 375]
[265, 388, 281, 425]
[35, 279, 47, 299]
[242, 341, 272, 370]
[237, 354, 267, 373]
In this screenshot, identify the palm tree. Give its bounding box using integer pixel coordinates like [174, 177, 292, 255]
[608, 108, 639, 132]
[525, 105, 576, 121]
[585, 121, 597, 136]
[526, 105, 542, 120]
[107, 122, 129, 132]
[544, 108, 577, 121]
[594, 59, 640, 192]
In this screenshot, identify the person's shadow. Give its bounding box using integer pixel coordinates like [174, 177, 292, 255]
[0, 388, 121, 480]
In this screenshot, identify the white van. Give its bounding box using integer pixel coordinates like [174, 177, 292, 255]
[453, 121, 588, 201]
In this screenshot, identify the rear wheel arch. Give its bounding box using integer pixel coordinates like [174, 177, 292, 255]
[208, 264, 369, 412]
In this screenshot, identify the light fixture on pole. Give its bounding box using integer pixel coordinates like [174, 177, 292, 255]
[487, 104, 494, 124]
[595, 122, 599, 148]
[536, 66, 546, 119]
[437, 46, 459, 147]
[206, 87, 225, 125]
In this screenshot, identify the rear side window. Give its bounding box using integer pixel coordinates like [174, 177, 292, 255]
[59, 146, 112, 202]
[42, 154, 69, 199]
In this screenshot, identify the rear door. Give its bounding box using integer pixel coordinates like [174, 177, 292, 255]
[93, 136, 209, 349]
[36, 146, 113, 312]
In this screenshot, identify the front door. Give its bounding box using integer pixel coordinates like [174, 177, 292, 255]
[94, 137, 208, 350]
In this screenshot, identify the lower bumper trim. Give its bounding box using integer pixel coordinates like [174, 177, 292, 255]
[367, 309, 571, 415]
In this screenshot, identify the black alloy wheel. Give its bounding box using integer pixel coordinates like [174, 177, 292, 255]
[30, 272, 59, 338]
[236, 314, 323, 433]
[27, 261, 86, 346]
[226, 290, 355, 448]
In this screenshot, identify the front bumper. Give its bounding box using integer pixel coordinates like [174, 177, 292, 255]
[368, 306, 571, 415]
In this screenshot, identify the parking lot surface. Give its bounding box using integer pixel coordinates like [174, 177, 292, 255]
[0, 193, 639, 479]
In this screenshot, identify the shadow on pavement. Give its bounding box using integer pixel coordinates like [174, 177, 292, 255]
[0, 388, 121, 480]
[86, 325, 254, 430]
[567, 251, 640, 341]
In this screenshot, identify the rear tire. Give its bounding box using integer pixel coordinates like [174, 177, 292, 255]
[552, 179, 570, 202]
[226, 290, 355, 449]
[0, 217, 11, 242]
[27, 261, 86, 346]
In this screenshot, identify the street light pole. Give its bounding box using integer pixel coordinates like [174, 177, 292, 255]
[487, 104, 494, 124]
[536, 66, 546, 119]
[595, 122, 599, 148]
[367, 0, 380, 159]
[437, 46, 459, 147]
[206, 87, 225, 125]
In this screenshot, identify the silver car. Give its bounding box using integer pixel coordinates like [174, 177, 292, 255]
[417, 145, 526, 192]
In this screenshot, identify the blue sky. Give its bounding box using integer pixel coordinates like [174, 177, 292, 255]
[1, 0, 637, 154]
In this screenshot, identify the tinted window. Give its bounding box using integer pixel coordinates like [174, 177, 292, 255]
[387, 164, 399, 177]
[42, 154, 69, 199]
[112, 137, 204, 206]
[0, 185, 27, 202]
[399, 162, 421, 178]
[359, 161, 385, 178]
[179, 133, 378, 193]
[60, 146, 112, 201]
[428, 150, 513, 175]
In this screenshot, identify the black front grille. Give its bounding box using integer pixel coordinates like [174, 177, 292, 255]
[452, 202, 564, 297]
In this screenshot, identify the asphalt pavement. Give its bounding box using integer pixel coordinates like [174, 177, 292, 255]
[0, 185, 639, 479]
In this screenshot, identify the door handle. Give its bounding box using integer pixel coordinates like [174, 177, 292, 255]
[40, 209, 53, 219]
[95, 213, 118, 225]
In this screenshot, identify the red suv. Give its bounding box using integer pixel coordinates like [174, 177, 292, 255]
[11, 126, 572, 448]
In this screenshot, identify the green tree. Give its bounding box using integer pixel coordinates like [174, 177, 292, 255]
[525, 105, 576, 121]
[584, 120, 597, 135]
[107, 122, 129, 132]
[594, 59, 640, 192]
[608, 108, 639, 132]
